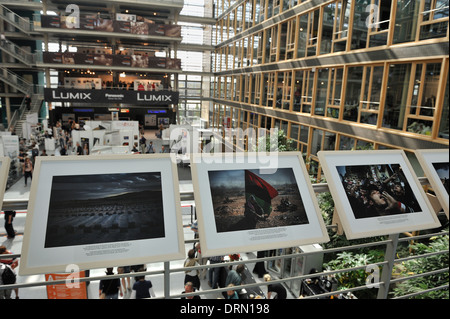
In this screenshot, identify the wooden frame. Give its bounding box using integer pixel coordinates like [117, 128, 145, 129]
[415, 149, 449, 217]
[0, 157, 11, 210]
[318, 150, 441, 239]
[191, 152, 329, 257]
[20, 154, 185, 275]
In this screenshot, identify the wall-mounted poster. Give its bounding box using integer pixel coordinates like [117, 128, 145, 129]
[0, 157, 11, 209]
[318, 150, 441, 239]
[20, 154, 185, 275]
[415, 149, 449, 218]
[191, 152, 329, 257]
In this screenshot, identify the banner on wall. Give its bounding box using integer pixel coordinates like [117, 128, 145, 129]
[44, 88, 179, 105]
[45, 272, 88, 299]
[42, 52, 181, 69]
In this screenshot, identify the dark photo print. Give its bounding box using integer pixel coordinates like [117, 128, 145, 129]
[44, 172, 165, 248]
[337, 164, 422, 219]
[432, 162, 449, 195]
[208, 168, 309, 232]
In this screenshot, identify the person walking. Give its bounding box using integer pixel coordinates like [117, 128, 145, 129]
[99, 267, 122, 299]
[23, 157, 33, 187]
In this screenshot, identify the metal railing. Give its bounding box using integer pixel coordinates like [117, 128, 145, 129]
[0, 4, 34, 34]
[1, 179, 448, 299]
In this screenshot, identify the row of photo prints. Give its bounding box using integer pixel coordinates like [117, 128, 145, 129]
[0, 149, 447, 276]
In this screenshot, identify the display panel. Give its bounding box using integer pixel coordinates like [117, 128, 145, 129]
[191, 152, 329, 257]
[0, 157, 11, 210]
[20, 154, 185, 275]
[318, 150, 441, 239]
[415, 149, 449, 218]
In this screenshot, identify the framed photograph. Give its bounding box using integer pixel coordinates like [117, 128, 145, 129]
[318, 150, 441, 239]
[0, 157, 11, 209]
[20, 154, 185, 275]
[191, 152, 329, 257]
[415, 149, 449, 218]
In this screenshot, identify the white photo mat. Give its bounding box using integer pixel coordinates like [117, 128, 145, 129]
[415, 149, 449, 218]
[191, 152, 329, 257]
[0, 157, 11, 210]
[318, 150, 441, 239]
[20, 154, 185, 275]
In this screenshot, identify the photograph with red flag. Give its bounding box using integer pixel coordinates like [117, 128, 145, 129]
[208, 168, 309, 232]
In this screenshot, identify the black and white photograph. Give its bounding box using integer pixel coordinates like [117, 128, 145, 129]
[209, 168, 309, 232]
[318, 150, 442, 239]
[191, 152, 329, 257]
[44, 172, 165, 248]
[415, 149, 449, 217]
[20, 155, 185, 276]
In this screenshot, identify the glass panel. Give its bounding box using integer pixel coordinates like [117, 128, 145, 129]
[420, 63, 440, 117]
[300, 125, 309, 143]
[420, 21, 448, 40]
[297, 14, 308, 58]
[310, 128, 323, 156]
[344, 66, 363, 122]
[393, 0, 420, 44]
[360, 112, 378, 125]
[290, 123, 300, 140]
[321, 3, 334, 55]
[339, 135, 355, 150]
[315, 68, 329, 115]
[383, 63, 412, 130]
[351, 1, 369, 49]
[323, 131, 336, 150]
[438, 76, 449, 139]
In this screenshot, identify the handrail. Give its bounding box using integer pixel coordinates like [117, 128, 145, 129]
[0, 4, 33, 34]
[0, 179, 447, 299]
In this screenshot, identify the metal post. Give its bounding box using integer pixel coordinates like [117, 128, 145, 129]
[164, 261, 171, 299]
[377, 233, 399, 299]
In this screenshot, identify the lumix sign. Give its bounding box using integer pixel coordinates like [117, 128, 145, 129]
[45, 88, 178, 105]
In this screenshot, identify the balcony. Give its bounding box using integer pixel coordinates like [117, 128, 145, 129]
[34, 14, 182, 44]
[37, 51, 182, 73]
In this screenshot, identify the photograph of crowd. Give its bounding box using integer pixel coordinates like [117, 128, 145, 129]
[208, 168, 309, 232]
[44, 172, 165, 248]
[337, 163, 423, 219]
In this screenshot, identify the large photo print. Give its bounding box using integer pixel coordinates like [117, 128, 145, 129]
[191, 153, 329, 257]
[318, 150, 441, 239]
[337, 164, 422, 219]
[209, 168, 309, 232]
[20, 155, 184, 275]
[0, 157, 11, 210]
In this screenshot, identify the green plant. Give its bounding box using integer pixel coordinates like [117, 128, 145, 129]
[391, 235, 449, 299]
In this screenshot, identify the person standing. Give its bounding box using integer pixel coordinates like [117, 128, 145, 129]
[183, 249, 201, 290]
[208, 255, 223, 289]
[25, 95, 31, 111]
[23, 157, 33, 187]
[3, 211, 16, 239]
[264, 274, 287, 299]
[131, 273, 154, 299]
